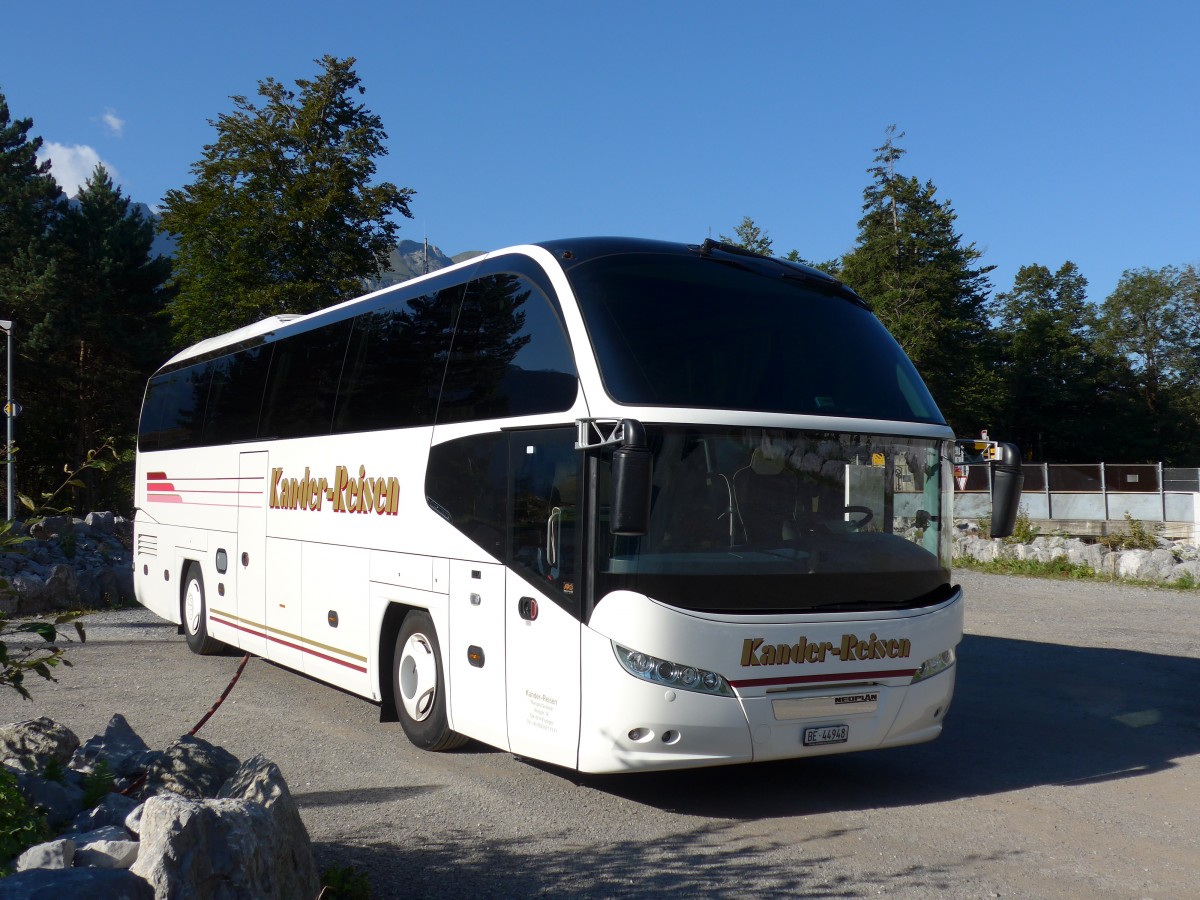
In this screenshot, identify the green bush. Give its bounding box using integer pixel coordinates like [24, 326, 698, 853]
[321, 864, 372, 899]
[0, 766, 49, 875]
[41, 757, 64, 784]
[81, 759, 115, 809]
[1002, 507, 1040, 545]
[1099, 513, 1160, 551]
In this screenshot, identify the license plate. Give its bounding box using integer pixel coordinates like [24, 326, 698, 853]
[803, 724, 849, 746]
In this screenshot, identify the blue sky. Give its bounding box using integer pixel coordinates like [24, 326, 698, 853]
[4, 1, 1197, 304]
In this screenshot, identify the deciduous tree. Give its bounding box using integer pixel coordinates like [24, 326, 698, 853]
[161, 56, 414, 345]
[1097, 264, 1200, 461]
[989, 262, 1139, 460]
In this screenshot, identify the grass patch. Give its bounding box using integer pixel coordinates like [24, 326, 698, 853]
[955, 555, 1200, 591]
[956, 555, 1094, 580]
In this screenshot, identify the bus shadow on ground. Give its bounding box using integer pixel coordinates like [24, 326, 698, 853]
[578, 634, 1200, 817]
[311, 819, 1013, 900]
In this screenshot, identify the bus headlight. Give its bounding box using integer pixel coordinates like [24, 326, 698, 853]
[910, 649, 955, 684]
[613, 643, 733, 697]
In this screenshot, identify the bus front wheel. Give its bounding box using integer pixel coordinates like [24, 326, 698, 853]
[393, 611, 467, 751]
[182, 563, 223, 655]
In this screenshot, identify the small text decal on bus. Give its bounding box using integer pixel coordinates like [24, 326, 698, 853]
[740, 633, 912, 667]
[269, 466, 400, 516]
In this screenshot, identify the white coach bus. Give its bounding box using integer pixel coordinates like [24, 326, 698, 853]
[133, 237, 1022, 773]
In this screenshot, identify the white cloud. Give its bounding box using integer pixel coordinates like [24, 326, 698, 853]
[102, 108, 125, 137]
[35, 143, 120, 198]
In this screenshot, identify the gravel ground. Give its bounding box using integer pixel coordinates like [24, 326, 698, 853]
[2, 570, 1198, 898]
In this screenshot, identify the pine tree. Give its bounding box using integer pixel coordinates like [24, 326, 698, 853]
[838, 127, 994, 434]
[0, 90, 63, 271]
[20, 165, 173, 510]
[161, 56, 414, 346]
[720, 216, 774, 256]
[0, 90, 66, 517]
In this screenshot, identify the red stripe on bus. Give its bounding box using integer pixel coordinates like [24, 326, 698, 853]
[146, 472, 168, 480]
[209, 616, 368, 674]
[729, 668, 917, 689]
[147, 483, 176, 491]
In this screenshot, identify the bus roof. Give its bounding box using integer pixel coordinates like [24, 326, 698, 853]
[533, 236, 861, 304]
[162, 314, 308, 368]
[158, 237, 863, 371]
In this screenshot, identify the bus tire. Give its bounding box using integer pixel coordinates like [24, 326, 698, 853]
[182, 562, 223, 655]
[393, 610, 467, 751]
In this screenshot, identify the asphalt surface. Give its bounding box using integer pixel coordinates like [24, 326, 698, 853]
[2, 570, 1197, 898]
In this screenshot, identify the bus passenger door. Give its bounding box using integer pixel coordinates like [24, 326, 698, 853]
[505, 430, 582, 769]
[237, 451, 268, 655]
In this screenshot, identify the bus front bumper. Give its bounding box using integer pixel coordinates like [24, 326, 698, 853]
[576, 625, 957, 773]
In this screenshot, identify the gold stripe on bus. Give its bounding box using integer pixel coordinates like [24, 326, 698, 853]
[209, 607, 368, 662]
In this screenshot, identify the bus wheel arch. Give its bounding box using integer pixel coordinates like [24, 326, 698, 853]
[377, 603, 410, 722]
[391, 608, 467, 751]
[181, 561, 223, 655]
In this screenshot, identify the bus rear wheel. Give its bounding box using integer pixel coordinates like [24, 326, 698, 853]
[393, 611, 467, 751]
[182, 562, 223, 655]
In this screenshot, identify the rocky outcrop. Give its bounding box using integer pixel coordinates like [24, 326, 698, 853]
[954, 525, 1200, 585]
[0, 513, 133, 615]
[0, 716, 318, 899]
[0, 716, 80, 769]
[132, 756, 320, 899]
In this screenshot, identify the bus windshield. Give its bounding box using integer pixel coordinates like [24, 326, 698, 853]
[595, 426, 953, 614]
[566, 250, 944, 424]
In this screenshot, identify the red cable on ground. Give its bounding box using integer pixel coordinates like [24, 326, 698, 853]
[188, 653, 252, 736]
[118, 653, 252, 797]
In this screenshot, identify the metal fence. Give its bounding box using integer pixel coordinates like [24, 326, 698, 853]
[955, 464, 1200, 536]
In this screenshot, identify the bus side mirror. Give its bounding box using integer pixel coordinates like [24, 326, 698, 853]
[989, 442, 1024, 539]
[610, 419, 652, 536]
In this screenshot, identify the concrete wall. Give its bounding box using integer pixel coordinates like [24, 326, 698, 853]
[954, 489, 1200, 543]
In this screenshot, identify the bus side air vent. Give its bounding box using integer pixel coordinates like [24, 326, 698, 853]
[137, 534, 158, 557]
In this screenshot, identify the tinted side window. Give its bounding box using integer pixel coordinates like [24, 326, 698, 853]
[425, 432, 507, 560]
[333, 285, 463, 433]
[139, 363, 210, 451]
[204, 346, 272, 444]
[510, 429, 580, 609]
[259, 320, 353, 440]
[437, 273, 577, 424]
[425, 429, 581, 613]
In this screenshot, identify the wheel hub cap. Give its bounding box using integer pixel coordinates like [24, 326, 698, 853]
[399, 633, 438, 722]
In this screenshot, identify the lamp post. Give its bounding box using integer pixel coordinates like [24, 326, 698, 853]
[0, 320, 13, 521]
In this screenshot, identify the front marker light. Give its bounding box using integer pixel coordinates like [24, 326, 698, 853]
[613, 643, 733, 697]
[911, 649, 956, 684]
